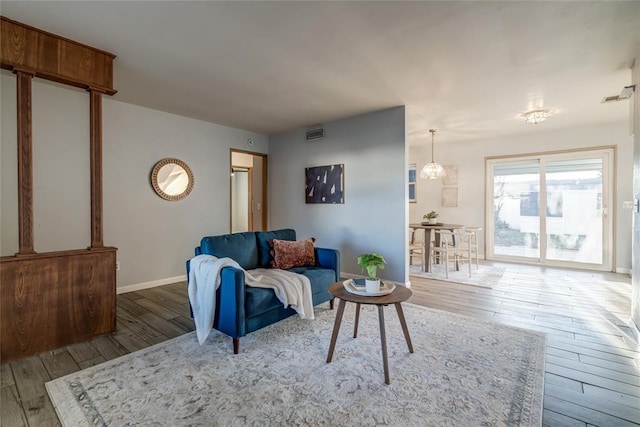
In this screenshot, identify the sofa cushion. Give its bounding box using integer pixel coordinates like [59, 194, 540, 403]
[245, 267, 336, 318]
[287, 266, 336, 298]
[256, 229, 296, 267]
[269, 238, 316, 270]
[199, 231, 258, 270]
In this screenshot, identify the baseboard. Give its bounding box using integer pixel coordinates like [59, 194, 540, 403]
[340, 271, 410, 288]
[615, 267, 631, 275]
[117, 275, 187, 294]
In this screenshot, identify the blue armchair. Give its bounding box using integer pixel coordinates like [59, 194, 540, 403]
[186, 229, 340, 353]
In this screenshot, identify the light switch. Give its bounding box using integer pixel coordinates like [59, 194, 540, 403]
[622, 200, 635, 209]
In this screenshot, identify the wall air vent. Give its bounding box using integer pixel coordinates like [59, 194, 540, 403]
[601, 95, 622, 103]
[602, 85, 636, 103]
[306, 127, 325, 141]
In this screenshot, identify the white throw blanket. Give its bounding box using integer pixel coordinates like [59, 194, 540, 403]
[244, 268, 314, 321]
[188, 255, 241, 345]
[188, 255, 315, 345]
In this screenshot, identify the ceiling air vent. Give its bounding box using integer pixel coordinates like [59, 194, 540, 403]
[306, 127, 325, 141]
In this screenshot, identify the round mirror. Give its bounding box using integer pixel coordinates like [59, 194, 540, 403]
[151, 158, 194, 201]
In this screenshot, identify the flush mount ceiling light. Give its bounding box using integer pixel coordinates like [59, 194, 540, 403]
[419, 129, 445, 180]
[523, 109, 551, 124]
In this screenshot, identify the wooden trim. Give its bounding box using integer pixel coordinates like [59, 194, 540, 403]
[230, 149, 269, 231]
[262, 154, 268, 230]
[0, 16, 117, 95]
[485, 145, 617, 161]
[15, 69, 35, 255]
[89, 89, 104, 247]
[1, 248, 117, 362]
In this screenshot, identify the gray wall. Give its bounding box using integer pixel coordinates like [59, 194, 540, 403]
[269, 107, 408, 284]
[1, 72, 268, 290]
[632, 54, 639, 330]
[409, 121, 634, 272]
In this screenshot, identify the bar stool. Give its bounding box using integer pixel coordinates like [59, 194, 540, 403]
[463, 226, 482, 268]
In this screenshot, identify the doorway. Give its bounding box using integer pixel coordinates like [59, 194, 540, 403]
[230, 150, 268, 233]
[485, 147, 614, 271]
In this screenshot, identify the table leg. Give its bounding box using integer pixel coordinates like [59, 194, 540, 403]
[353, 303, 361, 338]
[326, 299, 347, 363]
[378, 305, 390, 385]
[424, 229, 432, 272]
[395, 303, 414, 353]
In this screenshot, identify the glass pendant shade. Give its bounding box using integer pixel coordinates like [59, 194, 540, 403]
[524, 109, 550, 124]
[420, 162, 445, 180]
[420, 128, 445, 179]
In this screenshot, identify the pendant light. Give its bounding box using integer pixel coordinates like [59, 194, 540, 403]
[420, 129, 444, 180]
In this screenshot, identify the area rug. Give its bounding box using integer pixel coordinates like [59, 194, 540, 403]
[46, 302, 545, 426]
[410, 263, 505, 288]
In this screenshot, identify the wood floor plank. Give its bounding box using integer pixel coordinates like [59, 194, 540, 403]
[10, 356, 51, 402]
[545, 383, 640, 424]
[138, 312, 187, 339]
[78, 356, 107, 370]
[1, 362, 15, 387]
[544, 372, 584, 393]
[89, 335, 129, 361]
[134, 297, 182, 320]
[117, 294, 151, 317]
[40, 350, 80, 380]
[65, 341, 101, 364]
[545, 359, 640, 397]
[542, 409, 587, 427]
[546, 354, 640, 386]
[583, 383, 640, 410]
[112, 332, 153, 353]
[22, 395, 60, 427]
[1, 385, 28, 427]
[543, 395, 638, 427]
[168, 316, 196, 333]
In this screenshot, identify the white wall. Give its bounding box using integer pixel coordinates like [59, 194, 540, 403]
[1, 72, 91, 254]
[409, 121, 634, 272]
[269, 107, 408, 284]
[1, 72, 269, 289]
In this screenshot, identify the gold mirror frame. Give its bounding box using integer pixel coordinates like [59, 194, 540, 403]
[150, 158, 194, 201]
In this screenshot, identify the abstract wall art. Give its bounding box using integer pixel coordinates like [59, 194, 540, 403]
[305, 164, 344, 204]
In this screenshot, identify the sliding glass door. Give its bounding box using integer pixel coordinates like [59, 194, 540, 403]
[486, 148, 613, 270]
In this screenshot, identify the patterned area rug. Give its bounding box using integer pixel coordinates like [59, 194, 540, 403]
[47, 302, 545, 426]
[410, 263, 505, 288]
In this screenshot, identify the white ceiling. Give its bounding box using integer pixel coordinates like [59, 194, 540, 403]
[1, 1, 639, 146]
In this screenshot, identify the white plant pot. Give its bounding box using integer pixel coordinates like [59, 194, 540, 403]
[365, 278, 381, 294]
[428, 218, 437, 224]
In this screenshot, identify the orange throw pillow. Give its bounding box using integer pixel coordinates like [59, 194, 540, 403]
[269, 238, 316, 270]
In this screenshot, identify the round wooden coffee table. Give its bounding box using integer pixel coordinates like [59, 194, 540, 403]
[326, 281, 414, 384]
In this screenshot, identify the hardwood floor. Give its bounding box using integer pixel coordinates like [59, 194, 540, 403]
[1, 264, 638, 426]
[410, 262, 639, 427]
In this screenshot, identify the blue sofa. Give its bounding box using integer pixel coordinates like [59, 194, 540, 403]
[187, 229, 340, 353]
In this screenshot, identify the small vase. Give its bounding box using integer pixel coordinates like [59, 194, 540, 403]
[365, 278, 381, 294]
[428, 218, 437, 225]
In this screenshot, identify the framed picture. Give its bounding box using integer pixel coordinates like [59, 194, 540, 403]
[305, 164, 344, 204]
[409, 164, 417, 203]
[442, 165, 458, 186]
[442, 187, 458, 207]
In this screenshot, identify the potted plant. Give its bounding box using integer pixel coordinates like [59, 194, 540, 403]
[424, 210, 439, 225]
[357, 253, 387, 294]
